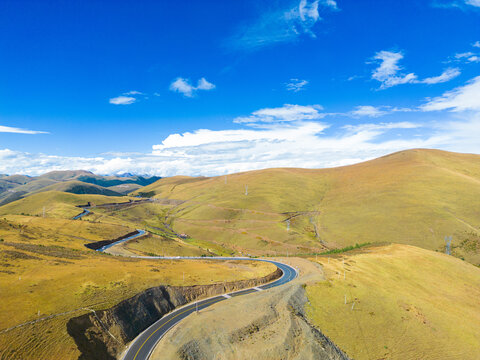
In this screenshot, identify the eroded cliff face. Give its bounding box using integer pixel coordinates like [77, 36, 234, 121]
[67, 268, 282, 360]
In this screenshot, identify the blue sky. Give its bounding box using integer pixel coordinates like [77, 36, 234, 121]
[0, 0, 479, 175]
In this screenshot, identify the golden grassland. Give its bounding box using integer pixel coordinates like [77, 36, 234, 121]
[112, 232, 212, 257]
[131, 149, 480, 264]
[0, 191, 135, 219]
[0, 215, 276, 360]
[305, 244, 480, 360]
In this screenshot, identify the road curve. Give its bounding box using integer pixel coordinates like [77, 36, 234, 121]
[88, 230, 298, 360]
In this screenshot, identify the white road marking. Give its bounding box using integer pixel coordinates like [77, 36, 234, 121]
[253, 287, 263, 291]
[223, 294, 231, 299]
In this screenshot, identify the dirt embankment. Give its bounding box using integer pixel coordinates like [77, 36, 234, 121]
[66, 268, 282, 360]
[173, 285, 350, 360]
[151, 257, 350, 360]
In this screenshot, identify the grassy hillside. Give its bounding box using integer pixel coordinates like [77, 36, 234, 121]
[132, 149, 480, 263]
[306, 244, 480, 360]
[0, 170, 159, 206]
[0, 214, 276, 360]
[31, 180, 123, 197]
[0, 191, 133, 218]
[37, 170, 93, 181]
[106, 182, 142, 194]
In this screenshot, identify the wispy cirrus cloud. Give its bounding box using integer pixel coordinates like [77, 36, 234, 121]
[123, 90, 143, 95]
[0, 125, 48, 134]
[433, 0, 480, 8]
[421, 75, 480, 112]
[348, 105, 415, 118]
[233, 104, 325, 125]
[230, 0, 338, 50]
[421, 67, 461, 84]
[169, 77, 215, 97]
[286, 78, 309, 92]
[370, 50, 460, 89]
[109, 90, 148, 105]
[350, 105, 388, 118]
[452, 43, 480, 63]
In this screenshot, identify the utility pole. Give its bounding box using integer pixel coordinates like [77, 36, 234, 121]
[245, 185, 248, 196]
[445, 236, 452, 255]
[286, 219, 290, 231]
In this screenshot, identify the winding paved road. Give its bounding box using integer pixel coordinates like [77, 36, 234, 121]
[84, 228, 298, 360]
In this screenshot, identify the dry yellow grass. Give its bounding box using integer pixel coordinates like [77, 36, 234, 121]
[132, 149, 480, 264]
[0, 191, 135, 219]
[0, 215, 276, 360]
[305, 244, 480, 360]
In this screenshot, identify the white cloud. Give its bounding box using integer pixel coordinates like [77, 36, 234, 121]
[2, 107, 480, 177]
[286, 79, 309, 92]
[343, 122, 420, 132]
[0, 125, 48, 134]
[371, 51, 418, 89]
[455, 51, 480, 63]
[169, 77, 216, 97]
[196, 78, 215, 91]
[421, 76, 480, 112]
[420, 67, 461, 84]
[465, 0, 480, 6]
[455, 52, 475, 59]
[435, 0, 480, 8]
[346, 105, 416, 118]
[123, 90, 143, 95]
[109, 96, 136, 105]
[474, 41, 480, 48]
[371, 50, 461, 88]
[322, 0, 338, 10]
[231, 0, 337, 50]
[233, 104, 324, 124]
[170, 78, 195, 97]
[350, 106, 387, 118]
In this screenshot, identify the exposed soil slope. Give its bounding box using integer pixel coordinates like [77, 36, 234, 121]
[151, 257, 349, 360]
[67, 268, 282, 359]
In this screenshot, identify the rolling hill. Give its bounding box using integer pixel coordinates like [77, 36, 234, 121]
[132, 149, 480, 264]
[0, 170, 160, 206]
[0, 191, 135, 218]
[31, 180, 123, 197]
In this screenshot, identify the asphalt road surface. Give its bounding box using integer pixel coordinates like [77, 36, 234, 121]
[84, 228, 298, 360]
[120, 259, 297, 360]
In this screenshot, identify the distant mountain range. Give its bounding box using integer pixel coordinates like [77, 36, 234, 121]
[0, 170, 160, 206]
